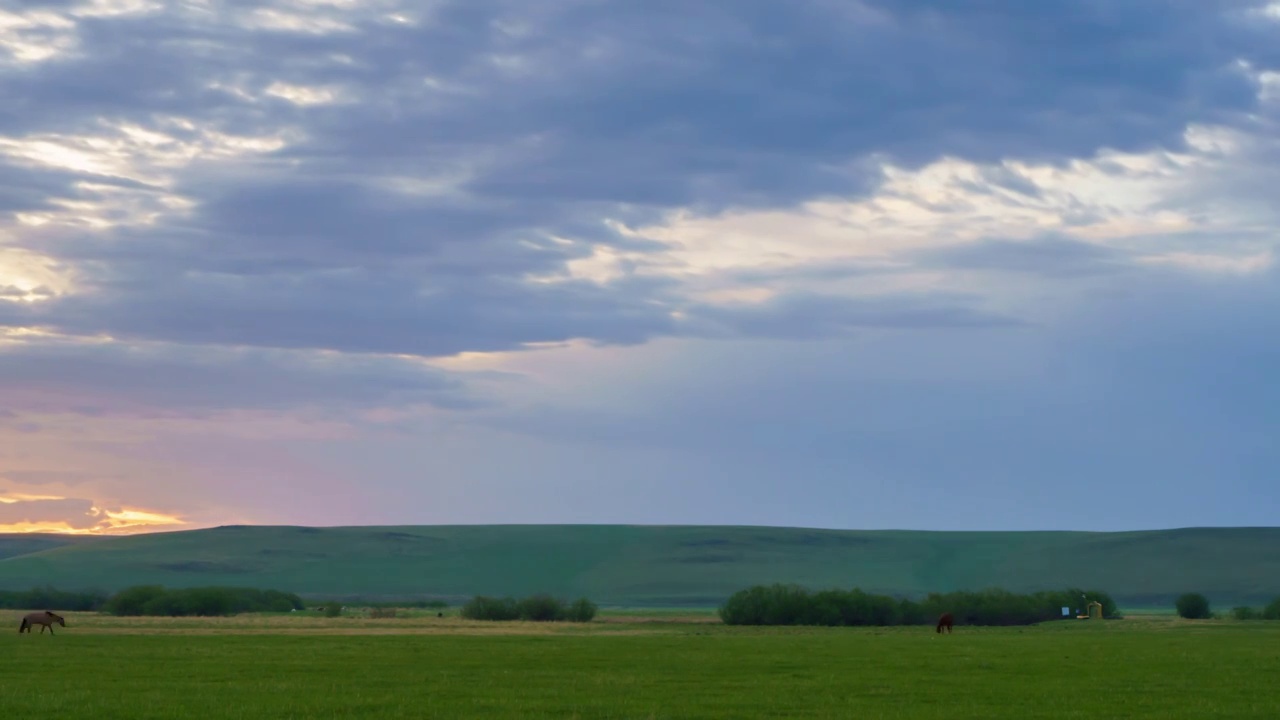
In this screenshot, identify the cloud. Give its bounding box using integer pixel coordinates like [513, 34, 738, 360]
[0, 0, 1276, 363]
[0, 335, 485, 416]
[0, 470, 108, 486]
[0, 1, 1277, 532]
[472, 262, 1280, 530]
[682, 291, 1018, 339]
[0, 497, 99, 528]
[0, 495, 185, 533]
[913, 235, 1131, 278]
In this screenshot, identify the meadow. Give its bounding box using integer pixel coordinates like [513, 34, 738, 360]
[2, 610, 1277, 718]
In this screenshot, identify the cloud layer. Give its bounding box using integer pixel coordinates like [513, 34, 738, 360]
[0, 0, 1277, 532]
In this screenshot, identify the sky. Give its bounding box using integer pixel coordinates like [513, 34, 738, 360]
[1, 0, 1278, 534]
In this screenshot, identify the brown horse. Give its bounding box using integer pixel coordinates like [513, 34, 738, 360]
[935, 612, 954, 634]
[19, 610, 65, 635]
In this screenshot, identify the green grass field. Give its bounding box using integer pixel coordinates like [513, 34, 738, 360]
[3, 524, 1280, 607]
[2, 612, 1277, 718]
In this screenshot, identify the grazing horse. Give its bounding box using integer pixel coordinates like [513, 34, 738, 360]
[19, 611, 65, 635]
[935, 612, 954, 634]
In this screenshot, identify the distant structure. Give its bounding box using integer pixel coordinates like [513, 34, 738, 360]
[1077, 601, 1103, 620]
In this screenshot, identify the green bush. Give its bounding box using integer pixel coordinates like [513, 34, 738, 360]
[1263, 597, 1280, 620]
[323, 604, 343, 618]
[104, 585, 168, 616]
[718, 584, 1119, 627]
[337, 599, 450, 609]
[0, 586, 109, 611]
[461, 596, 520, 621]
[105, 586, 304, 617]
[516, 594, 565, 621]
[461, 594, 598, 622]
[1175, 593, 1211, 619]
[566, 598, 598, 622]
[1230, 606, 1259, 620]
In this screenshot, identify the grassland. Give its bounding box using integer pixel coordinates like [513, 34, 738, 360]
[2, 524, 1279, 607]
[0, 533, 101, 560]
[2, 611, 1277, 718]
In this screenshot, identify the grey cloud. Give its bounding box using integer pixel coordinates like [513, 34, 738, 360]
[0, 0, 1275, 363]
[7, 269, 679, 357]
[718, 261, 904, 286]
[0, 470, 111, 486]
[0, 338, 484, 416]
[957, 166, 1043, 200]
[481, 265, 1280, 529]
[914, 235, 1132, 278]
[0, 497, 99, 528]
[683, 292, 1019, 340]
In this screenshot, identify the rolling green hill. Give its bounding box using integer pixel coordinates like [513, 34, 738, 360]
[0, 533, 103, 561]
[0, 525, 1276, 608]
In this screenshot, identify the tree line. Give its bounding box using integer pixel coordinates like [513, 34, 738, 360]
[104, 585, 305, 616]
[1176, 592, 1280, 620]
[0, 586, 108, 611]
[0, 585, 305, 616]
[718, 585, 1120, 626]
[461, 594, 598, 622]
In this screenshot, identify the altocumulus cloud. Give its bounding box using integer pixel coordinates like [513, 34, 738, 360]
[0, 0, 1277, 531]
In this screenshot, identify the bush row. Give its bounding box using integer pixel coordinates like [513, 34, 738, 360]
[1227, 598, 1280, 620]
[461, 594, 598, 622]
[105, 586, 305, 616]
[310, 598, 450, 610]
[718, 585, 1119, 626]
[0, 586, 109, 611]
[1175, 593, 1280, 620]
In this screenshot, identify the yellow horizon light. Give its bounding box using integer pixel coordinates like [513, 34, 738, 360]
[0, 496, 188, 535]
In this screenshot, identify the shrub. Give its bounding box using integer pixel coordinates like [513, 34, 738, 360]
[462, 594, 598, 622]
[104, 585, 167, 616]
[0, 586, 109, 611]
[1263, 597, 1280, 620]
[1230, 606, 1259, 620]
[258, 590, 305, 612]
[717, 584, 813, 626]
[142, 588, 233, 617]
[565, 598, 598, 622]
[516, 594, 566, 621]
[461, 596, 519, 621]
[1175, 593, 1211, 619]
[105, 586, 305, 617]
[349, 599, 450, 609]
[718, 585, 1120, 627]
[323, 604, 343, 618]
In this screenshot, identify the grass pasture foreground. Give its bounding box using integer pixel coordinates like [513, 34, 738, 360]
[1, 612, 1277, 719]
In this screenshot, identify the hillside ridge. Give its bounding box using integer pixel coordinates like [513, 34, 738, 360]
[1, 524, 1276, 607]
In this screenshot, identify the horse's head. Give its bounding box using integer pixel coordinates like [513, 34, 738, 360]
[46, 611, 65, 627]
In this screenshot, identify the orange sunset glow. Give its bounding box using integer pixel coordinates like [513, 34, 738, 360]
[0, 495, 187, 535]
